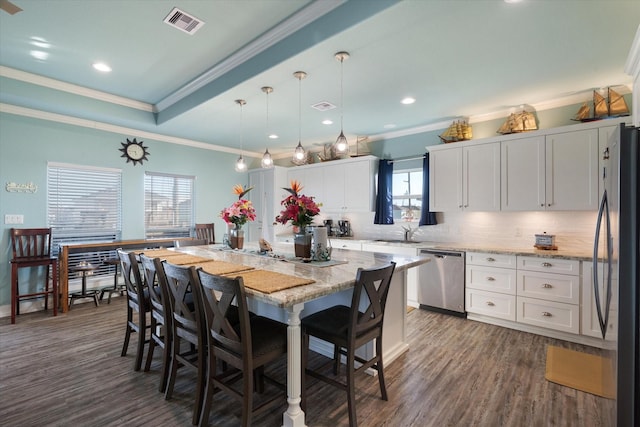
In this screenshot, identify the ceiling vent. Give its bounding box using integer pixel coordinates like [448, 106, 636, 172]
[163, 7, 205, 35]
[311, 101, 336, 111]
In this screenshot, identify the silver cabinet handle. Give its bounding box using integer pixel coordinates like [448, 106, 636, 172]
[542, 312, 552, 317]
[541, 283, 553, 289]
[542, 262, 553, 267]
[486, 277, 496, 281]
[486, 257, 495, 262]
[486, 301, 495, 306]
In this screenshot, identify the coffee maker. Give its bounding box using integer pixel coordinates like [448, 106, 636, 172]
[323, 219, 334, 236]
[337, 220, 351, 237]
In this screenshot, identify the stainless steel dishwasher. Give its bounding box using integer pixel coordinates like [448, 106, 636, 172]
[417, 249, 466, 317]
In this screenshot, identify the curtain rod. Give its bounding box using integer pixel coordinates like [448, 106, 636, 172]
[389, 155, 425, 164]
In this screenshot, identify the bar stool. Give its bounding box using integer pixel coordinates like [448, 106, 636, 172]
[69, 262, 100, 307]
[100, 257, 126, 303]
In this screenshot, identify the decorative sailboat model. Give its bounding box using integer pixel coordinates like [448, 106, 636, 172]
[439, 120, 472, 143]
[497, 110, 538, 135]
[574, 87, 629, 122]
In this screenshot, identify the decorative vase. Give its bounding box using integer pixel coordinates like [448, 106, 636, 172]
[294, 228, 312, 259]
[229, 226, 244, 250]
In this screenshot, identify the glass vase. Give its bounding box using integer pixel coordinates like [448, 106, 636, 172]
[294, 228, 312, 259]
[229, 226, 244, 250]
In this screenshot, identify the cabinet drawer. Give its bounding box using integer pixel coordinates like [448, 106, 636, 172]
[517, 271, 580, 304]
[466, 289, 516, 321]
[466, 252, 517, 269]
[516, 296, 579, 334]
[333, 240, 362, 251]
[466, 265, 516, 295]
[517, 256, 580, 275]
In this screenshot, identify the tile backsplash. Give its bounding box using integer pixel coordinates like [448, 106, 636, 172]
[320, 210, 598, 252]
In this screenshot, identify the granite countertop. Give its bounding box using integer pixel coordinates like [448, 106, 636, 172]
[174, 243, 428, 308]
[329, 237, 593, 261]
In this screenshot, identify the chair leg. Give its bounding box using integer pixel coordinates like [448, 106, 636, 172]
[198, 353, 215, 427]
[376, 338, 388, 401]
[242, 367, 254, 427]
[11, 264, 18, 324]
[144, 325, 157, 372]
[52, 263, 58, 317]
[159, 333, 172, 393]
[134, 309, 146, 371]
[121, 308, 133, 357]
[165, 335, 179, 400]
[192, 347, 206, 426]
[346, 348, 357, 427]
[333, 344, 341, 375]
[44, 265, 50, 311]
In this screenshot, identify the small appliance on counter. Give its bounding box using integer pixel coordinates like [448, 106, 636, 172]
[534, 232, 557, 250]
[337, 220, 352, 237]
[323, 219, 334, 236]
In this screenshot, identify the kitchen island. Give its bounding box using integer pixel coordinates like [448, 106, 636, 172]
[169, 243, 429, 427]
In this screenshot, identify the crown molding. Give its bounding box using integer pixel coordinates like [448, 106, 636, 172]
[0, 103, 264, 158]
[0, 66, 154, 112]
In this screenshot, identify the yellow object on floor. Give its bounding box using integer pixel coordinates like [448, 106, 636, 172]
[407, 306, 416, 314]
[545, 345, 616, 399]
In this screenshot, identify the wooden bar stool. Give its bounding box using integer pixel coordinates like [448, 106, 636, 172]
[69, 263, 100, 307]
[99, 257, 126, 303]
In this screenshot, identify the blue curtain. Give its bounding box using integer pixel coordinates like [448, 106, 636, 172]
[374, 159, 394, 224]
[419, 153, 437, 226]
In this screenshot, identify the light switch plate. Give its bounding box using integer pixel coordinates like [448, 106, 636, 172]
[4, 214, 24, 224]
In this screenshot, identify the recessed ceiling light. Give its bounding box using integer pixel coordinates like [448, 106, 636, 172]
[504, 0, 523, 3]
[322, 119, 333, 125]
[92, 62, 112, 72]
[383, 124, 397, 129]
[30, 50, 49, 60]
[401, 97, 416, 105]
[269, 134, 278, 139]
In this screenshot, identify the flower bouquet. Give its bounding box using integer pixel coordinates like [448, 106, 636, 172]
[220, 184, 255, 249]
[275, 180, 321, 257]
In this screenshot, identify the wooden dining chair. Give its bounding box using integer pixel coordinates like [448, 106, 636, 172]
[118, 249, 150, 371]
[9, 228, 58, 324]
[161, 261, 207, 426]
[193, 268, 287, 427]
[139, 254, 173, 393]
[195, 223, 215, 244]
[301, 262, 396, 427]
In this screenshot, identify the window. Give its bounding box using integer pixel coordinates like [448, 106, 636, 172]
[144, 172, 195, 238]
[392, 169, 423, 221]
[47, 163, 122, 274]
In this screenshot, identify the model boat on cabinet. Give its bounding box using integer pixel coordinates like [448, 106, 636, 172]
[439, 120, 472, 143]
[497, 110, 538, 135]
[574, 88, 629, 122]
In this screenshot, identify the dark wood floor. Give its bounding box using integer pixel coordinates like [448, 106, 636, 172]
[0, 298, 611, 426]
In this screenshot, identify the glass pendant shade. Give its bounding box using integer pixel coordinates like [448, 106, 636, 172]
[333, 51, 350, 155]
[261, 149, 273, 168]
[234, 99, 247, 172]
[335, 130, 348, 153]
[294, 141, 306, 161]
[292, 71, 307, 163]
[235, 154, 247, 172]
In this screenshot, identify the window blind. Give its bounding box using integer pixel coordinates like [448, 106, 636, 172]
[144, 172, 194, 238]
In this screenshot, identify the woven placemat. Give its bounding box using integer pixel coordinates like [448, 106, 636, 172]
[225, 269, 315, 294]
[139, 248, 181, 258]
[162, 254, 211, 265]
[189, 261, 255, 276]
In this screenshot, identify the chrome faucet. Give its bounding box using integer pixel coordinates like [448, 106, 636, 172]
[402, 224, 415, 242]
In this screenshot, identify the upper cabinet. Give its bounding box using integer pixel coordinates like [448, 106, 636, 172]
[286, 156, 377, 213]
[430, 119, 626, 212]
[429, 142, 500, 211]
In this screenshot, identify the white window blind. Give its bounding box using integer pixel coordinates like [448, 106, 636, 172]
[47, 163, 122, 273]
[145, 172, 194, 238]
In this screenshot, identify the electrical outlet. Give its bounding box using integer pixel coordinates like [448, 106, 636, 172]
[4, 214, 24, 224]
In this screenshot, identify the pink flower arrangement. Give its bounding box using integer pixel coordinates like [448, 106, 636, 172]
[275, 180, 321, 229]
[220, 185, 256, 228]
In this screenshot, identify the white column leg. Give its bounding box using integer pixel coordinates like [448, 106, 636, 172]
[282, 302, 306, 427]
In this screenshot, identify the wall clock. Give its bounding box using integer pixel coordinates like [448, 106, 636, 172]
[119, 138, 150, 165]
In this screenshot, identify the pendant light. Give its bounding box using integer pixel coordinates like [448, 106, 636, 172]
[234, 99, 247, 172]
[293, 71, 307, 163]
[261, 86, 274, 168]
[333, 51, 350, 155]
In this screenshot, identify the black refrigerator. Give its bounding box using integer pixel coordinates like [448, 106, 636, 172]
[593, 123, 639, 426]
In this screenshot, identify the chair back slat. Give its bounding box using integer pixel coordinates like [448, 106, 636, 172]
[194, 223, 215, 244]
[118, 250, 146, 311]
[10, 228, 52, 260]
[350, 262, 396, 337]
[139, 254, 171, 325]
[195, 269, 250, 358]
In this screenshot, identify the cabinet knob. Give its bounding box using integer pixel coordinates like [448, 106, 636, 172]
[486, 301, 495, 307]
[547, 203, 551, 207]
[540, 203, 544, 207]
[464, 204, 469, 208]
[542, 262, 553, 267]
[542, 311, 552, 317]
[486, 276, 496, 282]
[486, 257, 496, 262]
[459, 205, 463, 208]
[541, 283, 553, 289]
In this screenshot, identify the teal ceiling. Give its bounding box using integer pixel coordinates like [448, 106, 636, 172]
[0, 0, 638, 159]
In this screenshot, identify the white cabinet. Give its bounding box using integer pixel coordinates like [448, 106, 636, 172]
[581, 261, 618, 340]
[247, 166, 288, 242]
[465, 252, 517, 321]
[286, 156, 376, 213]
[501, 129, 599, 211]
[332, 240, 362, 251]
[429, 143, 500, 212]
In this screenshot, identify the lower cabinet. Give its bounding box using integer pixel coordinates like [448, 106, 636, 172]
[465, 252, 517, 321]
[581, 261, 618, 340]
